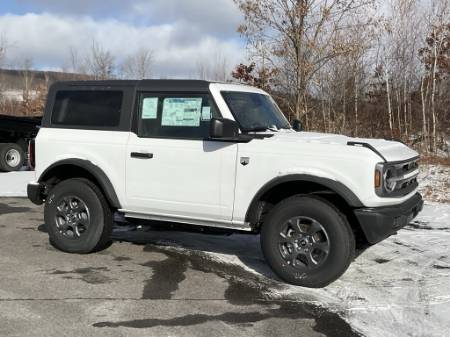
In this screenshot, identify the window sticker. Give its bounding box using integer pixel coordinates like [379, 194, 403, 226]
[201, 106, 211, 121]
[142, 97, 158, 119]
[162, 97, 202, 127]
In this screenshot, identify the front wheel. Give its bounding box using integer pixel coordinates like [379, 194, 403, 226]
[44, 178, 113, 254]
[261, 195, 355, 288]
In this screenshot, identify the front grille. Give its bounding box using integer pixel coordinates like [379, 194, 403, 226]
[386, 158, 419, 196]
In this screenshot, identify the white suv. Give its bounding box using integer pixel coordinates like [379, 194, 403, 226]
[27, 80, 423, 287]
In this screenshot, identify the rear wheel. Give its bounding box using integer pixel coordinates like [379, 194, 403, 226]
[261, 195, 355, 288]
[44, 178, 113, 254]
[0, 143, 25, 172]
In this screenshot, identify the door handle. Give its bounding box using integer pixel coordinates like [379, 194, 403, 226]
[131, 152, 154, 159]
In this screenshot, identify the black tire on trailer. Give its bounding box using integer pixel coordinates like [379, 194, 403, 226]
[44, 178, 113, 254]
[261, 195, 355, 288]
[16, 139, 30, 170]
[0, 143, 25, 172]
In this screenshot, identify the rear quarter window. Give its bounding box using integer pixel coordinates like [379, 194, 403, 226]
[51, 90, 123, 127]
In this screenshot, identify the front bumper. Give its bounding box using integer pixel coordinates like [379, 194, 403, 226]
[27, 182, 44, 205]
[354, 192, 423, 244]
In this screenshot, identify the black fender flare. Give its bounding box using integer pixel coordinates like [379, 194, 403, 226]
[39, 159, 121, 209]
[245, 174, 364, 223]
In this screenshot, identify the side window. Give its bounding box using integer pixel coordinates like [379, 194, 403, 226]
[51, 90, 123, 127]
[138, 94, 219, 139]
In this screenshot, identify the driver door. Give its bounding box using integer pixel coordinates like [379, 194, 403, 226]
[125, 92, 237, 223]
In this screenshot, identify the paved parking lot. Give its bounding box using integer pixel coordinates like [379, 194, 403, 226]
[1, 196, 450, 337]
[0, 198, 356, 337]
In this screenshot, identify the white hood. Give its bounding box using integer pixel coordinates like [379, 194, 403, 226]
[271, 131, 419, 162]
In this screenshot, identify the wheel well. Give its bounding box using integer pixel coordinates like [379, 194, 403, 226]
[40, 164, 120, 209]
[247, 180, 368, 245]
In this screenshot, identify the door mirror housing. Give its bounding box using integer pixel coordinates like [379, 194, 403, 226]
[292, 119, 303, 132]
[210, 118, 240, 139]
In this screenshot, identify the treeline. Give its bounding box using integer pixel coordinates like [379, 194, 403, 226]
[231, 0, 450, 155]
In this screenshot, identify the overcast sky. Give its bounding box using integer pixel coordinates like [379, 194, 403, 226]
[0, 0, 246, 78]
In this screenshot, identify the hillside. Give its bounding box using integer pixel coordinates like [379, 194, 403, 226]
[0, 68, 92, 117]
[0, 68, 90, 91]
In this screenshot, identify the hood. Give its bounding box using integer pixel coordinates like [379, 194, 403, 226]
[271, 130, 419, 162]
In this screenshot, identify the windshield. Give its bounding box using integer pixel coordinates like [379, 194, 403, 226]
[221, 91, 291, 132]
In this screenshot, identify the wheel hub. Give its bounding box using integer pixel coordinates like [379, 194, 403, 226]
[278, 216, 330, 270]
[5, 149, 21, 167]
[54, 196, 90, 239]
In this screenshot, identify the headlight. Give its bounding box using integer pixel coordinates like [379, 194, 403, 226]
[383, 167, 397, 192]
[375, 159, 419, 197]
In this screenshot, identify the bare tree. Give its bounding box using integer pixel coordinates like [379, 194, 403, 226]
[235, 0, 376, 120]
[120, 48, 153, 79]
[0, 35, 8, 100]
[232, 0, 450, 156]
[0, 35, 7, 67]
[66, 46, 89, 74]
[377, 0, 423, 139]
[85, 40, 116, 80]
[318, 16, 376, 135]
[196, 52, 230, 82]
[418, 0, 450, 153]
[21, 58, 35, 105]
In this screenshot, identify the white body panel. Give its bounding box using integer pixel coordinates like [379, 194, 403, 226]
[232, 132, 418, 224]
[124, 133, 237, 223]
[33, 82, 420, 230]
[35, 128, 130, 207]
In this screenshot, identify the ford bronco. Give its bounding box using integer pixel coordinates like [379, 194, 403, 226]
[27, 80, 423, 287]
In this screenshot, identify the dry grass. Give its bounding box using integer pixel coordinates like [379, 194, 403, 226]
[420, 156, 450, 166]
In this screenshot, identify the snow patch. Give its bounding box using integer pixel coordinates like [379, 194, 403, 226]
[166, 203, 450, 337]
[0, 171, 35, 197]
[418, 165, 450, 203]
[0, 90, 39, 102]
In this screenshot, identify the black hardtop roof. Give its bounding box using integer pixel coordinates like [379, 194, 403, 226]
[51, 79, 213, 92]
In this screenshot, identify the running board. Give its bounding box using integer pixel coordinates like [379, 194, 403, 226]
[121, 211, 252, 232]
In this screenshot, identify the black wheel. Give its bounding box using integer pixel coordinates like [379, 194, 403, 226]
[0, 143, 25, 172]
[44, 178, 113, 254]
[261, 195, 355, 288]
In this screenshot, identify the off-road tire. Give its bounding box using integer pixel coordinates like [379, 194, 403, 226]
[261, 195, 355, 288]
[44, 178, 113, 254]
[0, 143, 25, 172]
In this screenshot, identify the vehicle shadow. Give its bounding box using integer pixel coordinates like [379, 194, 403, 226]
[111, 220, 279, 281]
[39, 219, 369, 282]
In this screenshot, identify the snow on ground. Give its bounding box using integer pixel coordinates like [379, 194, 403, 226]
[418, 165, 450, 203]
[295, 203, 450, 337]
[117, 202, 450, 337]
[0, 166, 449, 337]
[0, 171, 35, 197]
[114, 202, 450, 337]
[1, 89, 39, 102]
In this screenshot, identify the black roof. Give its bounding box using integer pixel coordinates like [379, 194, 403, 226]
[51, 79, 212, 92]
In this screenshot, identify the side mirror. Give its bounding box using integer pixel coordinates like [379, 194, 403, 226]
[210, 118, 240, 139]
[292, 119, 303, 132]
